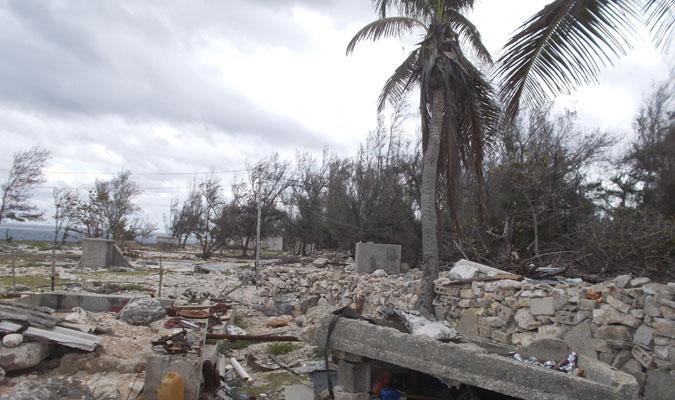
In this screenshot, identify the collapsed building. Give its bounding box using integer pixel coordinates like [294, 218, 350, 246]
[0, 242, 673, 400]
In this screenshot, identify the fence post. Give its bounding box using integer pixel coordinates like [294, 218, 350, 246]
[11, 248, 16, 293]
[158, 256, 164, 298]
[51, 247, 56, 292]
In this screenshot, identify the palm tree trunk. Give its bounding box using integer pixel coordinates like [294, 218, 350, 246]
[417, 88, 444, 316]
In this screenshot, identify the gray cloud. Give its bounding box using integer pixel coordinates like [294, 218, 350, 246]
[0, 0, 333, 147]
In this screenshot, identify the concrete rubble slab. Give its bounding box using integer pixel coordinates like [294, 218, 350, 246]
[0, 320, 101, 351]
[315, 318, 639, 400]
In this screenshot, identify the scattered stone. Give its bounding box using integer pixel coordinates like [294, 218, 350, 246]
[312, 258, 330, 267]
[2, 333, 23, 348]
[613, 275, 632, 288]
[595, 325, 631, 341]
[644, 296, 661, 317]
[266, 315, 293, 328]
[3, 378, 96, 400]
[630, 277, 651, 288]
[372, 269, 387, 278]
[118, 297, 165, 326]
[0, 341, 49, 371]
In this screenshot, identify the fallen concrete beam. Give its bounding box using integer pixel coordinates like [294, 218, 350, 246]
[315, 318, 638, 400]
[0, 320, 101, 351]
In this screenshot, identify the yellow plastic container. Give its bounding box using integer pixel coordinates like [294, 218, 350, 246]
[157, 371, 184, 400]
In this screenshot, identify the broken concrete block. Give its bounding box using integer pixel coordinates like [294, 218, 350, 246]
[511, 331, 538, 347]
[483, 316, 507, 328]
[564, 320, 597, 359]
[477, 324, 492, 338]
[530, 297, 555, 315]
[620, 359, 645, 389]
[632, 346, 656, 369]
[634, 324, 654, 347]
[555, 310, 577, 325]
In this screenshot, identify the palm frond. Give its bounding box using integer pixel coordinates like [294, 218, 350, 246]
[378, 49, 422, 112]
[346, 16, 425, 54]
[374, 0, 431, 19]
[495, 0, 641, 121]
[448, 9, 493, 64]
[645, 0, 675, 48]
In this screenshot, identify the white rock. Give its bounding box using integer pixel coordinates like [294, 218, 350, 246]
[2, 333, 23, 348]
[372, 269, 387, 277]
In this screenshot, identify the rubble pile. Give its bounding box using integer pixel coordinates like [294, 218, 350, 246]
[434, 272, 675, 387]
[257, 264, 421, 316]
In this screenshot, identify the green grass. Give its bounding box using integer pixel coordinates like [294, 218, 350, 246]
[311, 346, 326, 360]
[0, 275, 74, 289]
[266, 342, 299, 356]
[232, 313, 248, 329]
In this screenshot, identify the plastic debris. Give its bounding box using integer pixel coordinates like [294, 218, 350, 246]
[511, 351, 578, 373]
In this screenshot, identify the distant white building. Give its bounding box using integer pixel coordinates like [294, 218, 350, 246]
[226, 236, 284, 252]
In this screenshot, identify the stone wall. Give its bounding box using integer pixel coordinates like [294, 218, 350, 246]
[433, 274, 675, 392]
[258, 265, 419, 315]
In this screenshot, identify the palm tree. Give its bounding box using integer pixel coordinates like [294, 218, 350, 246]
[347, 0, 499, 315]
[496, 0, 674, 121]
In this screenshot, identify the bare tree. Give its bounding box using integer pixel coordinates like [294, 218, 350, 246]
[0, 146, 51, 225]
[192, 177, 223, 258]
[52, 188, 79, 245]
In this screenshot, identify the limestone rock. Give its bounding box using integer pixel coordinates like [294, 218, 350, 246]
[372, 269, 387, 278]
[0, 341, 49, 371]
[518, 338, 571, 362]
[515, 308, 540, 330]
[563, 320, 597, 359]
[2, 333, 23, 348]
[630, 277, 651, 288]
[313, 258, 329, 267]
[634, 325, 654, 347]
[266, 315, 293, 328]
[593, 304, 641, 327]
[529, 297, 555, 316]
[652, 318, 675, 338]
[119, 297, 165, 326]
[613, 275, 632, 288]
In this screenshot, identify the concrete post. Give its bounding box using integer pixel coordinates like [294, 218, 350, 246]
[336, 354, 371, 393]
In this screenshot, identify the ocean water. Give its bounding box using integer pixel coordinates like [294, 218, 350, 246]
[0, 223, 169, 244]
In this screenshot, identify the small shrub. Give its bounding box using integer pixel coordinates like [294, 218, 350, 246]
[266, 342, 298, 356]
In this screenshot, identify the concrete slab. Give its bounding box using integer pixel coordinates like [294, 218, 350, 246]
[315, 318, 639, 400]
[354, 242, 401, 275]
[14, 292, 172, 313]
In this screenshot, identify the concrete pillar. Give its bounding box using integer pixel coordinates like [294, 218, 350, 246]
[338, 358, 371, 393]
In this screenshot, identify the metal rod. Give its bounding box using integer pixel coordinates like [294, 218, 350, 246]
[11, 248, 16, 293]
[50, 247, 56, 292]
[158, 256, 164, 298]
[205, 333, 299, 342]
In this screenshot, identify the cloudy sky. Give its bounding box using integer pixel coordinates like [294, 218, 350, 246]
[0, 0, 671, 228]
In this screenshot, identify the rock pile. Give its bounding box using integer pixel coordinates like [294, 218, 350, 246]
[434, 273, 675, 390]
[257, 264, 420, 316]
